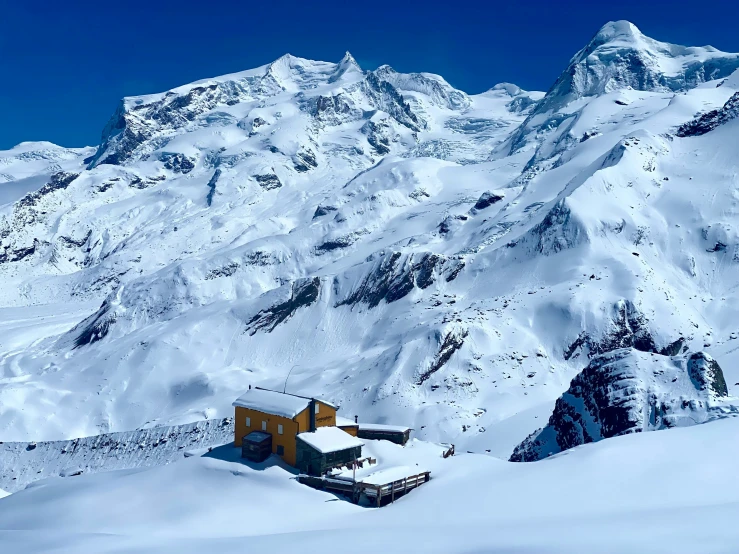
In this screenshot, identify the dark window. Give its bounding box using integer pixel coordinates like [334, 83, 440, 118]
[276, 445, 285, 456]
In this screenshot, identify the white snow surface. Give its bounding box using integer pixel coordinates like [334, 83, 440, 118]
[358, 423, 411, 432]
[2, 21, 739, 467]
[2, 418, 739, 552]
[296, 426, 363, 454]
[232, 388, 313, 418]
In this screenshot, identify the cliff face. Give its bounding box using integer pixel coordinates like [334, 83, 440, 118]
[511, 349, 737, 462]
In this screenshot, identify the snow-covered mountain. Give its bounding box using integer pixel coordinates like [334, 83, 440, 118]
[2, 21, 739, 462]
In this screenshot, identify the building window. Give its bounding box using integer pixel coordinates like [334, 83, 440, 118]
[315, 403, 320, 414]
[278, 424, 283, 435]
[262, 421, 267, 431]
[246, 417, 251, 427]
[276, 445, 284, 456]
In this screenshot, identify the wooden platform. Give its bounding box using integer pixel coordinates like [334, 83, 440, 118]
[297, 470, 430, 507]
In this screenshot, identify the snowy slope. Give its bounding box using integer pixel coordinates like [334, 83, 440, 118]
[2, 418, 739, 553]
[2, 22, 739, 464]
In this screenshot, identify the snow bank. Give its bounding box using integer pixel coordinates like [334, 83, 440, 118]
[2, 419, 739, 553]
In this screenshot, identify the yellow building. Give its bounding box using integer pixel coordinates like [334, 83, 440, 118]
[232, 387, 338, 466]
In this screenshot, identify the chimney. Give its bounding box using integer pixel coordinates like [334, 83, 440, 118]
[354, 415, 358, 424]
[309, 399, 317, 432]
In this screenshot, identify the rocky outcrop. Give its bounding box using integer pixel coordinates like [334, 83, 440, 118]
[564, 300, 659, 360]
[361, 72, 422, 132]
[416, 328, 468, 385]
[511, 348, 737, 461]
[244, 277, 321, 335]
[336, 251, 455, 308]
[511, 200, 587, 256]
[254, 173, 282, 190]
[160, 152, 196, 173]
[473, 191, 504, 210]
[676, 92, 739, 137]
[362, 119, 393, 155]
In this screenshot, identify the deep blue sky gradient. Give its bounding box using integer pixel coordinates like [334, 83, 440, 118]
[2, 0, 739, 149]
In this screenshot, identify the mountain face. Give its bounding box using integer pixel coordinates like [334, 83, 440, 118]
[1, 22, 739, 458]
[510, 348, 737, 461]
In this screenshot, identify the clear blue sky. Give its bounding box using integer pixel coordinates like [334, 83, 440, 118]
[2, 0, 739, 150]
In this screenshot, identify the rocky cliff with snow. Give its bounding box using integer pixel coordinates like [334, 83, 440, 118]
[510, 348, 737, 461]
[2, 22, 739, 458]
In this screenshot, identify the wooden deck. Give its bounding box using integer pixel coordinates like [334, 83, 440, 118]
[297, 470, 430, 507]
[358, 471, 431, 507]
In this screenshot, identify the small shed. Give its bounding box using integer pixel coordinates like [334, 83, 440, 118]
[241, 431, 272, 462]
[336, 416, 359, 437]
[296, 427, 363, 476]
[357, 423, 412, 445]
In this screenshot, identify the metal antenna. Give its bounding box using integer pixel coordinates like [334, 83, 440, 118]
[283, 364, 298, 394]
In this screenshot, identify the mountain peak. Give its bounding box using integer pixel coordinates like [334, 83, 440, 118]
[489, 83, 523, 96]
[330, 51, 363, 83]
[592, 20, 643, 44]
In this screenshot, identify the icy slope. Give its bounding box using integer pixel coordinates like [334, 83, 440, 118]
[2, 418, 739, 553]
[2, 23, 739, 460]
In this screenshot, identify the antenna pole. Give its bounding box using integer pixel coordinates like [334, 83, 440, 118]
[283, 364, 298, 394]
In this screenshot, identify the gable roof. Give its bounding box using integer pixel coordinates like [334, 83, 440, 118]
[232, 387, 336, 419]
[297, 426, 364, 454]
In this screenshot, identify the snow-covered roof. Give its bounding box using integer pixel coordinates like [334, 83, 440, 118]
[232, 388, 337, 419]
[358, 423, 412, 433]
[336, 416, 358, 427]
[297, 427, 364, 454]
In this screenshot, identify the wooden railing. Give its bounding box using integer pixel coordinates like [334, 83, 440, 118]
[358, 471, 431, 507]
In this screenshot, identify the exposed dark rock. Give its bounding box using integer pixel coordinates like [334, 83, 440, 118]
[511, 348, 738, 462]
[313, 205, 338, 218]
[17, 172, 79, 209]
[254, 173, 282, 190]
[362, 120, 392, 155]
[676, 92, 739, 137]
[89, 82, 249, 167]
[438, 215, 468, 236]
[362, 72, 422, 132]
[0, 240, 41, 264]
[58, 230, 92, 249]
[206, 169, 221, 207]
[68, 300, 117, 349]
[688, 352, 728, 397]
[473, 191, 504, 210]
[245, 277, 321, 335]
[660, 337, 687, 357]
[204, 261, 239, 280]
[444, 259, 465, 282]
[312, 94, 357, 125]
[417, 328, 469, 384]
[517, 200, 586, 256]
[293, 148, 317, 172]
[564, 300, 658, 360]
[160, 152, 196, 174]
[337, 251, 446, 308]
[316, 235, 358, 253]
